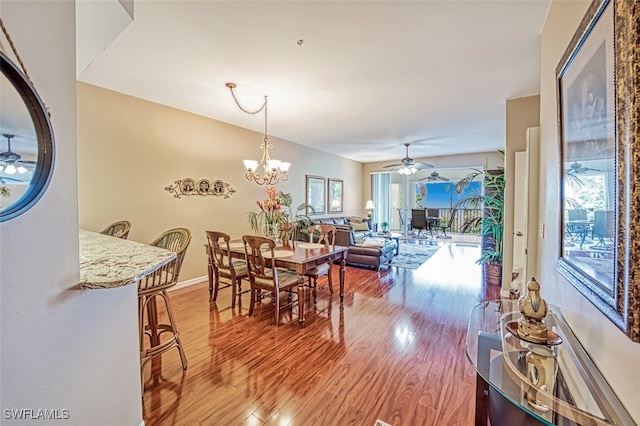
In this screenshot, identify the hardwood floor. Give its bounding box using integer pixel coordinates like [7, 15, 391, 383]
[142, 242, 500, 425]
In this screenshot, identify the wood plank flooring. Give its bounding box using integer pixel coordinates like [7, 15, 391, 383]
[142, 242, 500, 425]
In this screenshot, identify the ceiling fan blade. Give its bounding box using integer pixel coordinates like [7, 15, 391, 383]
[17, 160, 36, 165]
[0, 176, 22, 183]
[382, 163, 403, 168]
[413, 162, 435, 169]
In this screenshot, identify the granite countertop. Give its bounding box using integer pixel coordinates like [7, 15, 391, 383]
[79, 229, 176, 289]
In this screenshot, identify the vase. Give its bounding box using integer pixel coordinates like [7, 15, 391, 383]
[483, 262, 502, 286]
[264, 222, 280, 240]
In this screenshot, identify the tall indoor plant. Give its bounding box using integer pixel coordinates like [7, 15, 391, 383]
[454, 151, 505, 286]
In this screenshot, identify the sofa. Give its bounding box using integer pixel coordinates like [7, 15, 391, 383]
[310, 216, 398, 269]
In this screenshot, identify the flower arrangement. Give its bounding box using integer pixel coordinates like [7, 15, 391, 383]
[250, 186, 286, 237]
[247, 186, 315, 238]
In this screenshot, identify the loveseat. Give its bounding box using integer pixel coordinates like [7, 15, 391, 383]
[310, 216, 398, 269]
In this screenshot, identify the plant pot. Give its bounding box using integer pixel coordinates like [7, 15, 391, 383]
[484, 262, 502, 286]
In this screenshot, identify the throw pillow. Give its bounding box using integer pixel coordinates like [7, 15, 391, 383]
[351, 221, 370, 232]
[360, 237, 385, 247]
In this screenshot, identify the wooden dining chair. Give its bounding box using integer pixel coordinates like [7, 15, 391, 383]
[279, 222, 298, 246]
[205, 230, 249, 308]
[305, 224, 336, 303]
[138, 227, 191, 388]
[242, 235, 303, 326]
[100, 220, 132, 239]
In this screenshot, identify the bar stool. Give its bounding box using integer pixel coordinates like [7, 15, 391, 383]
[100, 220, 132, 239]
[138, 227, 191, 389]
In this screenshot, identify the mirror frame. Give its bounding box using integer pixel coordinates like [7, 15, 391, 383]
[0, 51, 54, 222]
[556, 0, 640, 342]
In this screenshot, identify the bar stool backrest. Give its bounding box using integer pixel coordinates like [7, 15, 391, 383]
[101, 220, 132, 239]
[139, 227, 191, 294]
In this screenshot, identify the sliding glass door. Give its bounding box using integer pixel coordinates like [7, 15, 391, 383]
[371, 168, 483, 237]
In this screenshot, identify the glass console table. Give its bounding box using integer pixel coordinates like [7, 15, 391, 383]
[465, 300, 634, 426]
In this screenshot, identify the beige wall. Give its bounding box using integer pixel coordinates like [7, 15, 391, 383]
[540, 0, 640, 421]
[77, 82, 363, 283]
[503, 95, 540, 288]
[1, 2, 144, 425]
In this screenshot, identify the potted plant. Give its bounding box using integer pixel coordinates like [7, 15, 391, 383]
[454, 151, 505, 286]
[381, 221, 389, 233]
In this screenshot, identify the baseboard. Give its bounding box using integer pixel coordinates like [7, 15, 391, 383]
[169, 275, 207, 291]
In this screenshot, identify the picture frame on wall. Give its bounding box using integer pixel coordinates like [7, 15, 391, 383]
[305, 175, 325, 215]
[327, 178, 343, 213]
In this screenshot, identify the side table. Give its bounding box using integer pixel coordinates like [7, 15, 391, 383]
[465, 300, 634, 426]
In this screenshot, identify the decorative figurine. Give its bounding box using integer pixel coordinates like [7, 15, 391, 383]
[510, 267, 523, 299]
[517, 277, 549, 344]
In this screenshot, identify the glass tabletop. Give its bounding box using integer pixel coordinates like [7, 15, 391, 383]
[465, 300, 634, 426]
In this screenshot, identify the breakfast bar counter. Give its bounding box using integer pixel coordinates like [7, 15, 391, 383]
[79, 229, 176, 289]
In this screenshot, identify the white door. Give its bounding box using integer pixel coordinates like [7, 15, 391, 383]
[512, 151, 528, 293]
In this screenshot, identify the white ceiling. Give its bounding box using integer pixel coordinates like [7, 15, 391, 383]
[77, 0, 550, 165]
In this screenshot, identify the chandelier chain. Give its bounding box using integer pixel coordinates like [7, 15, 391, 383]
[227, 86, 267, 115]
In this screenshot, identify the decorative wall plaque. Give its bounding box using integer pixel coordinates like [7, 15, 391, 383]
[165, 178, 236, 199]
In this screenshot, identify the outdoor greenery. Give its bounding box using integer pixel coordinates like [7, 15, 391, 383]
[454, 151, 505, 265]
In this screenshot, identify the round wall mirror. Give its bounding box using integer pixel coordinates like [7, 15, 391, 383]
[0, 51, 54, 221]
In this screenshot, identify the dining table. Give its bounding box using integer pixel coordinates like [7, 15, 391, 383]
[227, 239, 349, 325]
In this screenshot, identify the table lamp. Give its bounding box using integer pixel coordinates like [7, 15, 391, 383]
[365, 200, 375, 218]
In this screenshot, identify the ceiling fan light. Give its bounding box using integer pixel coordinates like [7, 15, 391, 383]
[5, 164, 16, 175]
[16, 166, 28, 174]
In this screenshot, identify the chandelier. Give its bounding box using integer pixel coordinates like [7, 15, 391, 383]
[226, 83, 290, 186]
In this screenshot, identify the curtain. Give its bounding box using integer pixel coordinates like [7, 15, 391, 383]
[371, 173, 391, 229]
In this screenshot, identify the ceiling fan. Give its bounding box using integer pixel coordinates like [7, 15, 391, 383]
[382, 143, 434, 175]
[0, 134, 35, 175]
[419, 170, 450, 182]
[0, 176, 22, 185]
[566, 161, 603, 175]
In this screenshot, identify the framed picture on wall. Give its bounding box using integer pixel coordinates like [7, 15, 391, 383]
[305, 175, 325, 215]
[327, 178, 343, 213]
